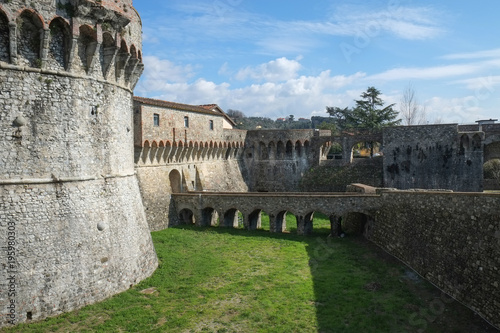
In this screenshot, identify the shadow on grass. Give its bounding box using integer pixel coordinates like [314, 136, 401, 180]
[173, 225, 500, 333]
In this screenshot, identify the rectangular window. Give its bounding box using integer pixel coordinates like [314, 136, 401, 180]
[153, 113, 160, 127]
[184, 116, 189, 128]
[209, 120, 214, 130]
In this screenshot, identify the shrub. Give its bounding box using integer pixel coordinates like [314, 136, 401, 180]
[484, 159, 500, 180]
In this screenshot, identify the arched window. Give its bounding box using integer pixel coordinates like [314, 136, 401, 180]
[100, 32, 115, 78]
[0, 10, 10, 63]
[48, 18, 70, 71]
[17, 10, 43, 67]
[78, 25, 98, 74]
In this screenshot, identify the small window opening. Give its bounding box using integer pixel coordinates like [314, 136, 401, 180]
[153, 114, 160, 127]
[27, 312, 33, 320]
[209, 120, 214, 130]
[184, 116, 189, 128]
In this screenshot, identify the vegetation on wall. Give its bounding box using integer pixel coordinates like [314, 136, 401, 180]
[299, 157, 384, 192]
[484, 159, 500, 181]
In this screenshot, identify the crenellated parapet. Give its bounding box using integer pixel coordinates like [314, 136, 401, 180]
[0, 0, 143, 90]
[136, 137, 247, 166]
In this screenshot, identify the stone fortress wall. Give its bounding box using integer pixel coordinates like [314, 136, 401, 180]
[135, 96, 500, 328]
[383, 124, 484, 192]
[1, 0, 499, 329]
[133, 97, 333, 230]
[0, 0, 157, 327]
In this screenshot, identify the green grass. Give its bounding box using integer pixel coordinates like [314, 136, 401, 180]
[4, 219, 497, 333]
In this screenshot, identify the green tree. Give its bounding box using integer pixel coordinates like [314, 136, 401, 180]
[326, 87, 400, 157]
[325, 106, 353, 131]
[318, 121, 337, 134]
[351, 86, 400, 131]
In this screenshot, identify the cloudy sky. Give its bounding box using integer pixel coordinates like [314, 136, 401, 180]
[133, 0, 500, 124]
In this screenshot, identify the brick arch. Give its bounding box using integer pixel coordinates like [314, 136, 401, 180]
[116, 38, 129, 79]
[143, 140, 150, 148]
[16, 9, 44, 67]
[0, 8, 10, 63]
[129, 44, 138, 59]
[138, 49, 142, 62]
[15, 8, 45, 28]
[0, 5, 14, 22]
[48, 17, 71, 70]
[119, 38, 129, 53]
[77, 24, 98, 74]
[100, 31, 115, 78]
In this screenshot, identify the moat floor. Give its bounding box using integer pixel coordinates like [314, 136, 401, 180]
[5, 224, 499, 333]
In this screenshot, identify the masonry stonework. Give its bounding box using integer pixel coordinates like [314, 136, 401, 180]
[383, 124, 484, 192]
[0, 0, 157, 327]
[370, 191, 500, 328]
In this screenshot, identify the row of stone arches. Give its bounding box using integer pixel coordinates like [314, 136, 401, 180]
[177, 207, 372, 237]
[321, 140, 383, 163]
[137, 140, 245, 165]
[255, 140, 311, 160]
[0, 7, 142, 86]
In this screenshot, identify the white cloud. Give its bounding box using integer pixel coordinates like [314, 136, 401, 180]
[451, 76, 500, 91]
[367, 64, 483, 81]
[424, 96, 490, 124]
[441, 48, 500, 60]
[137, 56, 365, 119]
[235, 57, 302, 82]
[135, 56, 197, 95]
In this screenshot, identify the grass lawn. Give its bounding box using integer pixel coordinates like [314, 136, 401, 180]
[4, 216, 498, 333]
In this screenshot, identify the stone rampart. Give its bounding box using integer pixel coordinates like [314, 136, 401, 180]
[0, 177, 157, 325]
[370, 190, 500, 329]
[242, 129, 331, 191]
[0, 1, 157, 327]
[137, 160, 248, 231]
[383, 124, 483, 192]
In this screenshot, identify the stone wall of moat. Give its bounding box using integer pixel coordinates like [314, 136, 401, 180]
[369, 190, 500, 329]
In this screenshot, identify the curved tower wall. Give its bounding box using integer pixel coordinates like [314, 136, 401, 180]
[0, 0, 157, 327]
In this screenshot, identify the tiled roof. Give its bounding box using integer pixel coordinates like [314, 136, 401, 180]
[199, 104, 218, 110]
[133, 96, 222, 117]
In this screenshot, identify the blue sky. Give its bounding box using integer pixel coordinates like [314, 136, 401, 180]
[133, 0, 500, 124]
